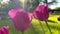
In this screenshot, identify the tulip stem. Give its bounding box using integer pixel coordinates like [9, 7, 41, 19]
[39, 21, 45, 34]
[45, 20, 52, 34]
[22, 31, 24, 34]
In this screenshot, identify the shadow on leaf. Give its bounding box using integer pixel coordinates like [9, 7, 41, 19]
[47, 20, 57, 23]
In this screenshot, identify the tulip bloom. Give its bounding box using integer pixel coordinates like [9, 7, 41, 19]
[58, 17, 60, 21]
[0, 26, 9, 34]
[33, 4, 52, 34]
[33, 4, 49, 21]
[8, 8, 32, 32]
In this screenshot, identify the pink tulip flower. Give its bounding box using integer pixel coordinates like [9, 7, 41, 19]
[0, 26, 9, 34]
[33, 4, 49, 21]
[8, 8, 32, 32]
[58, 17, 60, 21]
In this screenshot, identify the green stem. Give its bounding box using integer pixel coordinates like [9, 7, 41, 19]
[31, 24, 39, 34]
[45, 20, 52, 34]
[22, 31, 24, 34]
[39, 21, 45, 34]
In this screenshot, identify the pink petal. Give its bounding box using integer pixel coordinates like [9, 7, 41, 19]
[8, 8, 25, 18]
[1, 26, 9, 34]
[12, 12, 32, 32]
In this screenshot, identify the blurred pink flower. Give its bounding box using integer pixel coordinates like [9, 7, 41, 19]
[0, 29, 2, 34]
[0, 26, 9, 34]
[58, 17, 60, 21]
[33, 4, 49, 21]
[8, 8, 32, 32]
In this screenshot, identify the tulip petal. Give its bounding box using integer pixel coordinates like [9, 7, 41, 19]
[1, 26, 9, 34]
[12, 12, 32, 31]
[8, 8, 25, 18]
